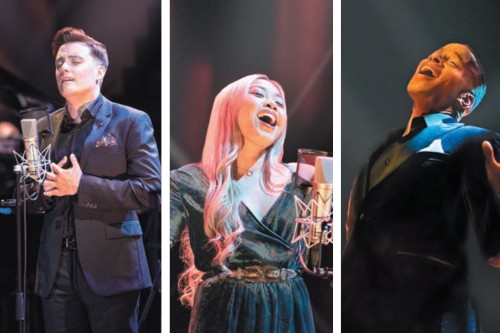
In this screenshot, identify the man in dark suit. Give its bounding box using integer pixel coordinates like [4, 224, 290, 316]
[342, 43, 500, 332]
[31, 27, 161, 333]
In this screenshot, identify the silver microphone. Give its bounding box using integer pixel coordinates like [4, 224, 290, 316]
[21, 119, 40, 179]
[292, 151, 333, 278]
[309, 156, 333, 269]
[16, 118, 51, 186]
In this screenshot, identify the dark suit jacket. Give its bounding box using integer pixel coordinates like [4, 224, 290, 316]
[33, 95, 161, 298]
[342, 113, 500, 332]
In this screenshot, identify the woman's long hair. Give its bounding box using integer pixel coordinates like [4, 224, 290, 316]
[178, 74, 291, 307]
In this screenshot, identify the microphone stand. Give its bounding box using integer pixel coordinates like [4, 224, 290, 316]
[14, 164, 26, 333]
[12, 108, 53, 333]
[139, 261, 161, 331]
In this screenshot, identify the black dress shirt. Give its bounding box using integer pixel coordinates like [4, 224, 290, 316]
[53, 95, 103, 238]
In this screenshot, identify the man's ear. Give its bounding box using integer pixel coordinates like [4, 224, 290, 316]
[456, 92, 475, 117]
[96, 65, 106, 80]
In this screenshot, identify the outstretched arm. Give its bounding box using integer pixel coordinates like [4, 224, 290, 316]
[170, 175, 188, 248]
[481, 140, 500, 267]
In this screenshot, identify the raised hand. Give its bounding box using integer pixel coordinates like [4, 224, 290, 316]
[482, 141, 500, 199]
[43, 154, 82, 197]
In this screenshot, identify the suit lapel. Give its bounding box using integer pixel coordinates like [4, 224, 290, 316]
[79, 97, 113, 170]
[367, 114, 463, 194]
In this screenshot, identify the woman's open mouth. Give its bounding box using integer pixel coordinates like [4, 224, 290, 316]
[257, 111, 277, 127]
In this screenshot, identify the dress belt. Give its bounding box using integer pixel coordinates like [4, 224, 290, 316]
[204, 265, 298, 284]
[61, 236, 77, 250]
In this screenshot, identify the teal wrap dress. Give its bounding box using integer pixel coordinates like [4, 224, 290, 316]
[170, 164, 315, 333]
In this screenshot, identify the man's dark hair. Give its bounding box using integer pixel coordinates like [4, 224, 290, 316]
[52, 27, 109, 69]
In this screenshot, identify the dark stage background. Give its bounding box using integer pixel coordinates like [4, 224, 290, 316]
[342, 0, 500, 332]
[0, 1, 161, 332]
[170, 0, 333, 332]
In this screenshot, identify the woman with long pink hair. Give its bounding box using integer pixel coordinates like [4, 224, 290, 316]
[171, 74, 315, 332]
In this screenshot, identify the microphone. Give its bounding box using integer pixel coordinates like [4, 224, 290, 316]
[20, 119, 40, 180]
[14, 119, 51, 188]
[20, 106, 54, 138]
[292, 150, 333, 278]
[308, 156, 333, 269]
